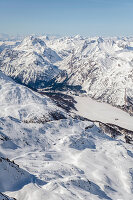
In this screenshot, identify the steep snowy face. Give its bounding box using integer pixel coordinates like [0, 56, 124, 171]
[0, 41, 19, 53]
[15, 36, 61, 63]
[0, 36, 61, 89]
[44, 35, 85, 59]
[56, 37, 133, 106]
[0, 157, 32, 193]
[0, 72, 65, 121]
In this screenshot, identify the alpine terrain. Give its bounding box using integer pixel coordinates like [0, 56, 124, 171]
[0, 35, 133, 200]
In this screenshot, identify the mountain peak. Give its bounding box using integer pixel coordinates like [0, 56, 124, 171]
[17, 36, 46, 51]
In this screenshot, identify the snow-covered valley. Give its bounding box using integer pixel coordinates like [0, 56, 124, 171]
[0, 35, 133, 200]
[74, 96, 133, 131]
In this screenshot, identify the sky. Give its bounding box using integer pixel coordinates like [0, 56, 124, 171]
[0, 0, 133, 37]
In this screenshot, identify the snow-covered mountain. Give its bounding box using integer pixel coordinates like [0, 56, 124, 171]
[0, 35, 133, 200]
[0, 36, 61, 89]
[0, 71, 66, 121]
[53, 36, 133, 107]
[0, 113, 133, 200]
[0, 41, 19, 53]
[1, 35, 133, 108]
[0, 157, 33, 193]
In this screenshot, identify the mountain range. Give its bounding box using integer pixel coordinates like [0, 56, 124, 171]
[1, 35, 133, 109]
[0, 35, 133, 200]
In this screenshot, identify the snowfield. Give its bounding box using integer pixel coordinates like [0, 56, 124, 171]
[74, 96, 133, 131]
[0, 35, 133, 200]
[0, 117, 133, 200]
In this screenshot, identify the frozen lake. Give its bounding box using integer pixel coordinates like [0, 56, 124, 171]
[74, 96, 133, 131]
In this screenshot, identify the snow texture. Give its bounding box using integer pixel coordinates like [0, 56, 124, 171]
[0, 36, 133, 200]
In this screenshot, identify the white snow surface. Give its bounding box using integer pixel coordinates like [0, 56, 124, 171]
[0, 157, 32, 193]
[74, 96, 133, 131]
[0, 74, 132, 199]
[45, 36, 133, 106]
[0, 116, 133, 200]
[0, 71, 64, 121]
[0, 36, 61, 86]
[0, 36, 133, 200]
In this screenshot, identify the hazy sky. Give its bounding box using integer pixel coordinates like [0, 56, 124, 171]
[0, 0, 133, 36]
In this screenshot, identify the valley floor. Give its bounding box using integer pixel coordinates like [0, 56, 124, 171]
[74, 96, 133, 131]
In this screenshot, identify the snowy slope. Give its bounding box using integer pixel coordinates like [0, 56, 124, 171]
[0, 71, 65, 121]
[55, 36, 133, 107]
[0, 157, 33, 193]
[0, 72, 132, 199]
[0, 36, 61, 89]
[40, 35, 133, 107]
[0, 35, 133, 200]
[0, 41, 19, 53]
[43, 35, 84, 59]
[0, 117, 132, 200]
